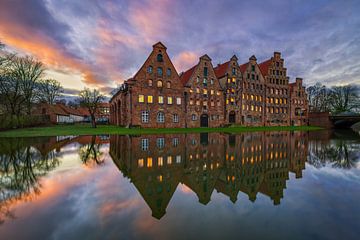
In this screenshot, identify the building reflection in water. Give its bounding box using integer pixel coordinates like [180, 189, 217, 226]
[110, 131, 308, 219]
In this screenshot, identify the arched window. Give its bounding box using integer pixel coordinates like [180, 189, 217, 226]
[166, 81, 171, 88]
[148, 79, 153, 87]
[157, 112, 165, 123]
[157, 80, 163, 88]
[166, 68, 171, 76]
[157, 67, 163, 76]
[147, 66, 153, 73]
[157, 54, 163, 62]
[192, 114, 197, 121]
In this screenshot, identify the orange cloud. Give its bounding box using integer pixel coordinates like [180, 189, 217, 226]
[173, 51, 199, 72]
[0, 21, 109, 88]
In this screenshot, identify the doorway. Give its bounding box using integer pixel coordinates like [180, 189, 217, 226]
[200, 114, 209, 127]
[229, 111, 236, 123]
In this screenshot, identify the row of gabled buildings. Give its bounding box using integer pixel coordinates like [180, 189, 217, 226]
[110, 42, 308, 128]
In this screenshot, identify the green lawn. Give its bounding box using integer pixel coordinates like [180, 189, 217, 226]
[0, 124, 323, 137]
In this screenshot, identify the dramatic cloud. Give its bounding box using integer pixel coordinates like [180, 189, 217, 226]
[0, 0, 359, 91]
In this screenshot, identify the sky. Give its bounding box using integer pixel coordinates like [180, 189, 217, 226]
[0, 0, 360, 97]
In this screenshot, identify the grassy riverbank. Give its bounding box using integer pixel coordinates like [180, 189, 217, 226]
[0, 124, 323, 137]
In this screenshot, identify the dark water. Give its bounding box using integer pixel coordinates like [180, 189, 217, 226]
[0, 130, 359, 240]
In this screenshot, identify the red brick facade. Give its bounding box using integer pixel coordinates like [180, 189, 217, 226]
[239, 55, 266, 126]
[181, 54, 225, 127]
[290, 78, 309, 126]
[110, 42, 309, 128]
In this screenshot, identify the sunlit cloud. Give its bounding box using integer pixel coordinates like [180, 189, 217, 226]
[0, 0, 359, 92]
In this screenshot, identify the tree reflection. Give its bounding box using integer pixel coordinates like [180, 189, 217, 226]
[79, 136, 105, 166]
[308, 134, 360, 169]
[0, 138, 59, 224]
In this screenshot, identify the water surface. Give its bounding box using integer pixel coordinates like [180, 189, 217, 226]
[0, 130, 359, 240]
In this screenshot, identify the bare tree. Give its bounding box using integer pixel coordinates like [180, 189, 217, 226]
[329, 85, 360, 114]
[78, 88, 105, 128]
[37, 79, 63, 104]
[306, 83, 332, 112]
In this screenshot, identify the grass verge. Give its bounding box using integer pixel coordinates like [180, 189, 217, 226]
[0, 124, 323, 138]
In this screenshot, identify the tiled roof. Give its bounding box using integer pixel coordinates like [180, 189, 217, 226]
[239, 62, 248, 73]
[214, 61, 230, 78]
[258, 59, 272, 76]
[180, 65, 197, 86]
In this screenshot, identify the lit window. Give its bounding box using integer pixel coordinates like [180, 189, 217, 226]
[158, 96, 164, 104]
[196, 87, 200, 93]
[148, 79, 153, 87]
[189, 99, 194, 105]
[167, 97, 173, 104]
[217, 91, 221, 96]
[141, 111, 149, 123]
[173, 114, 179, 123]
[203, 89, 208, 95]
[157, 80, 163, 87]
[147, 95, 153, 103]
[196, 100, 200, 105]
[211, 90, 214, 95]
[167, 156, 172, 164]
[141, 138, 149, 150]
[157, 112, 165, 123]
[166, 81, 171, 88]
[147, 157, 153, 167]
[138, 158, 144, 167]
[138, 95, 144, 103]
[158, 157, 163, 166]
[176, 97, 181, 105]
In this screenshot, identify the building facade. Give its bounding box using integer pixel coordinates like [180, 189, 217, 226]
[259, 52, 290, 126]
[214, 55, 242, 124]
[239, 55, 266, 126]
[110, 42, 185, 128]
[110, 42, 308, 128]
[290, 78, 309, 126]
[181, 54, 225, 128]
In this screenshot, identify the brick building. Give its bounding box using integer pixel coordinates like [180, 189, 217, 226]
[290, 78, 309, 126]
[259, 52, 290, 126]
[214, 55, 242, 124]
[239, 55, 266, 126]
[110, 42, 185, 128]
[110, 42, 308, 128]
[180, 54, 225, 127]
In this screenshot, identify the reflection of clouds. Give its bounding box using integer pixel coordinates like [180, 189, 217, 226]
[305, 163, 360, 182]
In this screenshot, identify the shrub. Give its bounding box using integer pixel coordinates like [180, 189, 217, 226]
[0, 114, 50, 130]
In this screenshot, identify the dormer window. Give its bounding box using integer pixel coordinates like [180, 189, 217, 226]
[251, 65, 255, 72]
[157, 54, 163, 62]
[232, 68, 236, 75]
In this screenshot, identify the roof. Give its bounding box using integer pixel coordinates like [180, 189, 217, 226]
[258, 59, 272, 76]
[214, 61, 230, 78]
[180, 65, 196, 86]
[57, 104, 84, 116]
[98, 102, 109, 108]
[239, 62, 248, 73]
